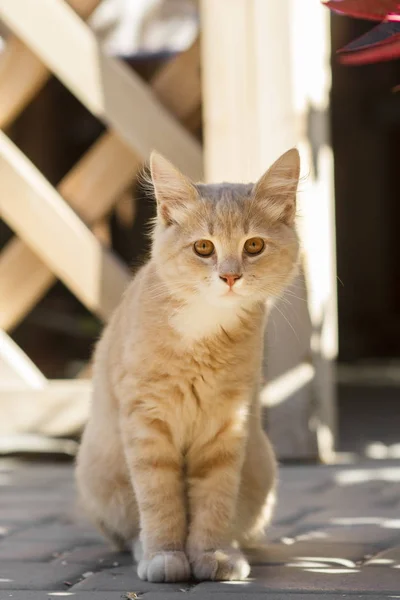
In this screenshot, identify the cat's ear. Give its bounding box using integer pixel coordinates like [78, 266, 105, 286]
[150, 151, 198, 226]
[253, 148, 300, 225]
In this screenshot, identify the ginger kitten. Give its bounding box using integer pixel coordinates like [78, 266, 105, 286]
[76, 148, 300, 582]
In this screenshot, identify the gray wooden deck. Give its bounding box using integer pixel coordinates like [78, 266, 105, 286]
[1, 458, 400, 598]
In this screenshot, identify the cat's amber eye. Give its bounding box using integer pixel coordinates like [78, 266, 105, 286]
[194, 239, 215, 257]
[244, 237, 265, 255]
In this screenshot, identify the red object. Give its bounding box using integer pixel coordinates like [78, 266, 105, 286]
[324, 0, 400, 21]
[323, 0, 400, 66]
[339, 21, 400, 63]
[339, 36, 400, 63]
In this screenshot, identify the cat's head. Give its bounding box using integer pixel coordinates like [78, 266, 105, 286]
[149, 149, 300, 307]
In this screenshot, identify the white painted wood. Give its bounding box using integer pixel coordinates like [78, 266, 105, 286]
[201, 0, 257, 182]
[0, 133, 139, 331]
[0, 37, 201, 332]
[0, 434, 79, 456]
[0, 330, 47, 389]
[0, 379, 91, 436]
[200, 0, 337, 460]
[0, 238, 54, 332]
[0, 131, 130, 322]
[0, 0, 202, 180]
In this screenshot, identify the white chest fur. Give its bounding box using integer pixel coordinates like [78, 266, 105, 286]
[169, 296, 242, 342]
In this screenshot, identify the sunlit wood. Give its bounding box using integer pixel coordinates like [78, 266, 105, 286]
[0, 1, 101, 128]
[0, 379, 91, 436]
[0, 37, 49, 129]
[0, 132, 130, 321]
[0, 37, 201, 332]
[0, 330, 46, 389]
[0, 132, 138, 330]
[0, 0, 202, 180]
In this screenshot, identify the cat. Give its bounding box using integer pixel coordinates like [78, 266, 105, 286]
[75, 147, 300, 583]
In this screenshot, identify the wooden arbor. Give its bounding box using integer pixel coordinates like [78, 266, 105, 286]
[0, 0, 337, 460]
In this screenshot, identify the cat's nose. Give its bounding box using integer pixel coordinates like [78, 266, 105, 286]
[219, 273, 242, 288]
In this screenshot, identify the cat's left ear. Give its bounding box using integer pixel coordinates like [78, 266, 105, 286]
[253, 148, 300, 225]
[150, 151, 198, 226]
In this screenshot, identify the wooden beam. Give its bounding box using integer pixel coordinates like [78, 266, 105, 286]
[0, 38, 201, 332]
[92, 217, 112, 247]
[151, 37, 202, 131]
[0, 330, 47, 389]
[0, 0, 203, 180]
[0, 131, 130, 321]
[0, 379, 91, 437]
[0, 37, 49, 129]
[0, 0, 102, 129]
[115, 189, 136, 229]
[60, 132, 139, 221]
[0, 239, 54, 332]
[67, 0, 101, 19]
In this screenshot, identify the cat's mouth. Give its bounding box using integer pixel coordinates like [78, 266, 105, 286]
[219, 281, 245, 297]
[220, 288, 245, 300]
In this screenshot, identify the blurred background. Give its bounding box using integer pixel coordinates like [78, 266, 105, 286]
[0, 0, 399, 464]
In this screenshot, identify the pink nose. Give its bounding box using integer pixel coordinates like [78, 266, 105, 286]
[219, 273, 242, 288]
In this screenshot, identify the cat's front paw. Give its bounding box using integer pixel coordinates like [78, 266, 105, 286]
[189, 549, 250, 581]
[137, 551, 190, 582]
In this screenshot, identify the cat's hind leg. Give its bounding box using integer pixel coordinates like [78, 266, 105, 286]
[75, 415, 140, 550]
[235, 427, 277, 548]
[96, 519, 129, 552]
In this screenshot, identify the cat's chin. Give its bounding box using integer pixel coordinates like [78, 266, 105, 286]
[207, 291, 251, 309]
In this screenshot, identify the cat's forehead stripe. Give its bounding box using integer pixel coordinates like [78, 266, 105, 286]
[196, 182, 253, 202]
[195, 183, 254, 236]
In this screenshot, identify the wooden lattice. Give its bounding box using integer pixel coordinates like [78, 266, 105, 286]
[0, 0, 202, 434]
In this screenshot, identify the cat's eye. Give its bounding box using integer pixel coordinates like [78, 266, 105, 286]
[194, 239, 215, 257]
[244, 237, 265, 255]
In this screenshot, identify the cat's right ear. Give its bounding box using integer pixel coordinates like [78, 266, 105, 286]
[253, 148, 300, 225]
[150, 152, 198, 226]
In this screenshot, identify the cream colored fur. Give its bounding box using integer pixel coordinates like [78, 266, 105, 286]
[75, 148, 301, 583]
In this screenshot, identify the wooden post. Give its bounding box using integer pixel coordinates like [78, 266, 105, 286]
[200, 0, 337, 461]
